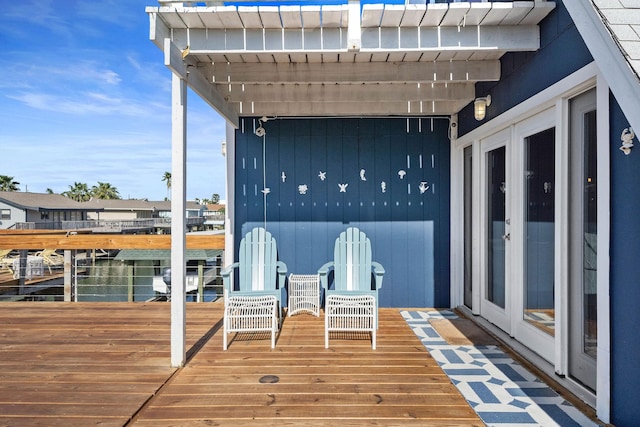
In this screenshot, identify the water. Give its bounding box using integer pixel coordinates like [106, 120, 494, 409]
[76, 258, 220, 302]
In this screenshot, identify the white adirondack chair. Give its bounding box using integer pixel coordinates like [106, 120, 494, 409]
[221, 227, 287, 350]
[319, 227, 385, 349]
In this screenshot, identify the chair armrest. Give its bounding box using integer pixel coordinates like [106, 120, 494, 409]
[318, 261, 334, 289]
[276, 261, 287, 288]
[221, 262, 239, 292]
[371, 261, 385, 289]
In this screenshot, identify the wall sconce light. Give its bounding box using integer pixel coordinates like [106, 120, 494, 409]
[474, 95, 491, 121]
[255, 116, 270, 137]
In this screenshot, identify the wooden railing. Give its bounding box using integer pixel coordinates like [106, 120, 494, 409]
[0, 230, 224, 250]
[13, 217, 207, 231]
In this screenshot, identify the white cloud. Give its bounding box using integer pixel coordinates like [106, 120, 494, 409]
[24, 60, 123, 88]
[7, 88, 168, 118]
[3, 0, 71, 38]
[97, 68, 121, 86]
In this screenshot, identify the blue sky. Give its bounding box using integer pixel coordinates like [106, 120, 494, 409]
[0, 0, 227, 202]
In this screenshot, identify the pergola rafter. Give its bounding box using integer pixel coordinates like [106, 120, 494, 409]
[148, 1, 556, 125]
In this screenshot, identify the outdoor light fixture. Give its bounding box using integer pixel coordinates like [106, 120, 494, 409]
[255, 116, 269, 137]
[474, 95, 492, 121]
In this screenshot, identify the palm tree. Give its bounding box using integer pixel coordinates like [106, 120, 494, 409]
[211, 193, 220, 204]
[91, 182, 121, 200]
[162, 171, 172, 200]
[45, 188, 55, 194]
[0, 175, 20, 192]
[62, 182, 91, 201]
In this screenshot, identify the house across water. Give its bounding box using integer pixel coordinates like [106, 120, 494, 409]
[0, 192, 223, 232]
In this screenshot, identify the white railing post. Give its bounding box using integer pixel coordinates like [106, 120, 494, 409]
[63, 250, 74, 302]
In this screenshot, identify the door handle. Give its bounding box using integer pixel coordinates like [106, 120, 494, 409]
[502, 233, 511, 241]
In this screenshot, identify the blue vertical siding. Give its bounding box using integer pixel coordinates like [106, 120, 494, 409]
[609, 95, 640, 426]
[458, 1, 593, 136]
[234, 117, 450, 308]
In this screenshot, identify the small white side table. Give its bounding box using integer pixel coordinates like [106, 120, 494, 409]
[288, 274, 320, 317]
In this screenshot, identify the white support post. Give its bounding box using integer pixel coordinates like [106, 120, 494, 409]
[63, 250, 75, 302]
[170, 72, 187, 368]
[224, 122, 236, 268]
[347, 0, 361, 52]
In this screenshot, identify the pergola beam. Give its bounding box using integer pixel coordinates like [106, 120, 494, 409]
[167, 25, 539, 54]
[148, 10, 171, 50]
[208, 60, 501, 84]
[218, 82, 476, 103]
[235, 100, 467, 117]
[164, 38, 239, 127]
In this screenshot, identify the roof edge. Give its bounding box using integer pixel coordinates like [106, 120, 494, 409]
[564, 1, 640, 134]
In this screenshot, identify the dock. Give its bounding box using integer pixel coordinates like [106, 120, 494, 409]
[0, 302, 482, 426]
[0, 268, 65, 300]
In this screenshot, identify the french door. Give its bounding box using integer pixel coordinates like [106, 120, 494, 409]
[479, 110, 557, 361]
[512, 112, 557, 362]
[480, 129, 511, 333]
[462, 80, 603, 404]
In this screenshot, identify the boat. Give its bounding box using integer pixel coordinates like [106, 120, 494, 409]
[152, 265, 218, 294]
[114, 249, 223, 301]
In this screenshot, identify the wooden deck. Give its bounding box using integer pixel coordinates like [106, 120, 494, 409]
[0, 302, 482, 426]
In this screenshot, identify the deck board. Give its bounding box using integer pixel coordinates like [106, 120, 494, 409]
[0, 302, 482, 426]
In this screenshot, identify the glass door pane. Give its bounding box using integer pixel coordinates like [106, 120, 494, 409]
[582, 109, 598, 358]
[582, 111, 598, 359]
[523, 128, 556, 335]
[569, 89, 597, 391]
[487, 146, 506, 308]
